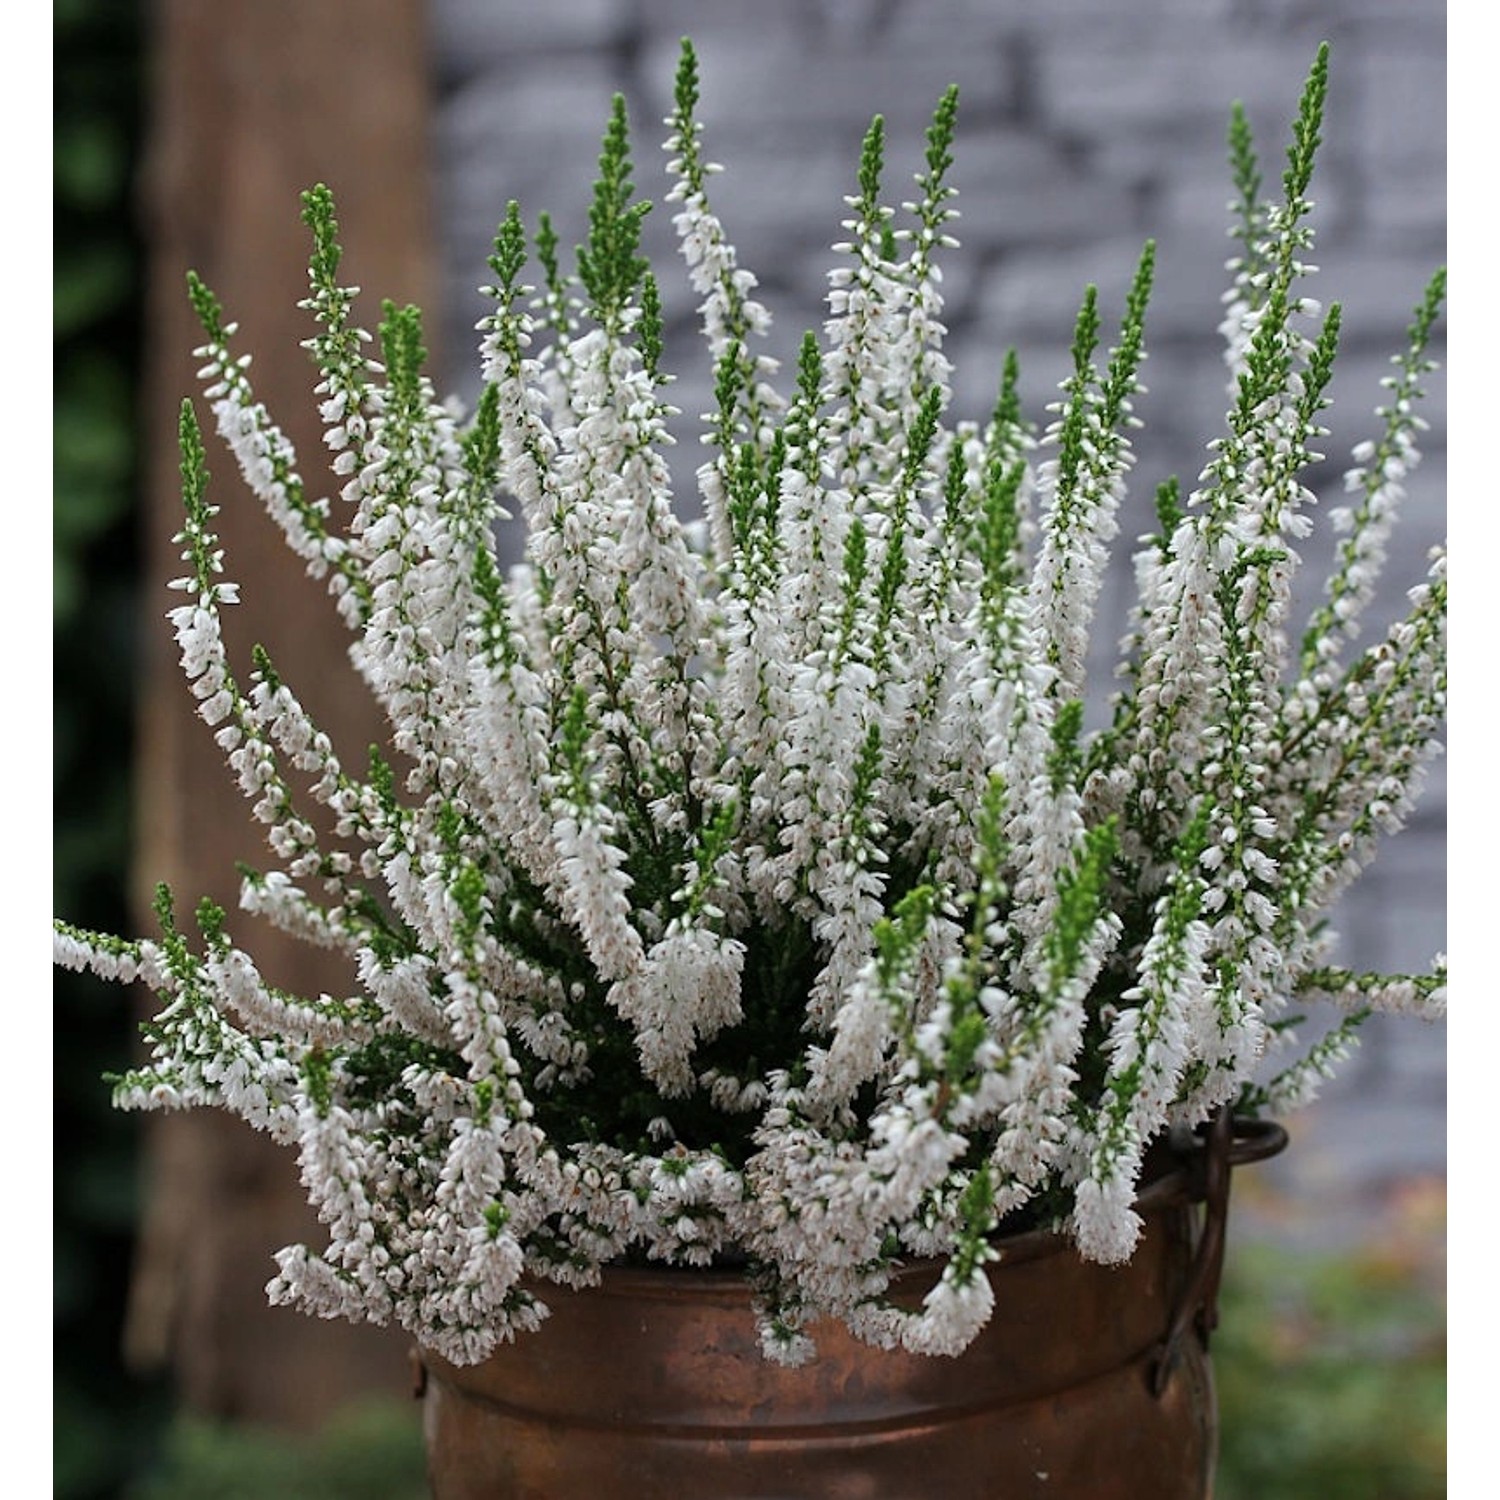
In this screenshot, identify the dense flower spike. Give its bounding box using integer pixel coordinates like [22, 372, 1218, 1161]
[56, 40, 1444, 1366]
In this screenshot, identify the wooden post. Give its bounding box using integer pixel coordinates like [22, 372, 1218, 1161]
[129, 0, 434, 1426]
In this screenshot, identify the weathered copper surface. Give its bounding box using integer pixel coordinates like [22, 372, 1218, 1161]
[419, 1118, 1285, 1498]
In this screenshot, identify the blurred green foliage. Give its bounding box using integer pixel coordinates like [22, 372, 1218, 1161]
[1216, 1181, 1446, 1499]
[55, 0, 171, 1495]
[122, 1401, 428, 1500]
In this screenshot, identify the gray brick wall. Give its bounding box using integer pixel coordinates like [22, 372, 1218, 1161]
[428, 0, 1446, 1228]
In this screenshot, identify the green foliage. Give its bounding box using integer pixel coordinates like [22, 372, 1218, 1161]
[577, 93, 651, 331]
[671, 37, 701, 154]
[378, 300, 430, 417]
[920, 85, 959, 204]
[122, 1400, 428, 1500]
[1101, 240, 1155, 427]
[638, 269, 665, 382]
[856, 114, 887, 226]
[1215, 1192, 1446, 1500]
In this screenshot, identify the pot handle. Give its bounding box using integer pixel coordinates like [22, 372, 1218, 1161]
[1150, 1107, 1288, 1398]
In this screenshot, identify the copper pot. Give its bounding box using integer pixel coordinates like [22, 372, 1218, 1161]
[416, 1114, 1285, 1499]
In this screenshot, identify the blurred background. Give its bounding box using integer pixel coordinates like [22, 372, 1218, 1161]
[54, 1, 1446, 1494]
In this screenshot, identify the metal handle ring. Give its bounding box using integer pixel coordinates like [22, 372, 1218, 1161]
[1150, 1108, 1288, 1397]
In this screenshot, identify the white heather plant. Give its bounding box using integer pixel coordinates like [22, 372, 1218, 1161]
[55, 40, 1445, 1368]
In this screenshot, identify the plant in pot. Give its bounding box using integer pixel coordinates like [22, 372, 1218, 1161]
[55, 37, 1445, 1499]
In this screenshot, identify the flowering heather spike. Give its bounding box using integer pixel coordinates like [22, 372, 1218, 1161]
[1072, 802, 1211, 1262]
[833, 517, 869, 668]
[190, 251, 367, 616]
[924, 86, 959, 191]
[1069, 287, 1101, 385]
[57, 42, 1444, 1366]
[674, 35, 699, 113]
[489, 200, 528, 299]
[994, 348, 1022, 429]
[534, 211, 562, 296]
[1048, 820, 1118, 985]
[858, 115, 886, 223]
[152, 880, 178, 935]
[1297, 963, 1446, 1021]
[1029, 265, 1149, 704]
[378, 300, 428, 414]
[796, 331, 822, 410]
[1220, 102, 1271, 372]
[902, 385, 944, 494]
[298, 183, 378, 505]
[300, 184, 344, 294]
[1047, 700, 1085, 794]
[975, 349, 1032, 567]
[1153, 476, 1183, 550]
[462, 380, 503, 489]
[1227, 102, 1262, 245]
[979, 458, 1025, 602]
[638, 271, 665, 382]
[1299, 267, 1445, 675]
[1413, 264, 1446, 345]
[178, 398, 209, 522]
[1050, 286, 1101, 508]
[1300, 300, 1341, 425]
[666, 36, 782, 563]
[1284, 42, 1330, 206]
[1102, 241, 1155, 427]
[578, 93, 651, 331]
[186, 270, 226, 343]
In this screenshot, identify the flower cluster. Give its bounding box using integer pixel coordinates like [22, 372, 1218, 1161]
[55, 40, 1445, 1367]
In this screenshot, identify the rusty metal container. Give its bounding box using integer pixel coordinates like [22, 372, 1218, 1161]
[416, 1115, 1284, 1499]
